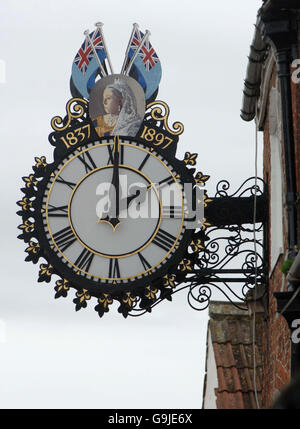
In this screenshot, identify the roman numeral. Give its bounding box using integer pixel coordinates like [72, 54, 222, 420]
[52, 226, 76, 252]
[107, 144, 124, 165]
[162, 205, 182, 218]
[77, 151, 97, 173]
[47, 204, 68, 217]
[152, 228, 176, 252]
[138, 153, 150, 171]
[107, 144, 114, 164]
[137, 252, 152, 271]
[56, 176, 76, 190]
[108, 258, 120, 278]
[74, 248, 94, 272]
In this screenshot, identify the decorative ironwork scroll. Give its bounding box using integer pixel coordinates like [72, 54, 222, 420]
[126, 177, 268, 316]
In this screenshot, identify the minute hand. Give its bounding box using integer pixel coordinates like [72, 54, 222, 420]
[111, 136, 120, 217]
[108, 136, 120, 226]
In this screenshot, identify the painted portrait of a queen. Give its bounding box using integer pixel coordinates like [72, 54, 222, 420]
[89, 76, 145, 138]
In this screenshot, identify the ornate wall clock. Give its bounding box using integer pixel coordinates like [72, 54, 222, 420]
[17, 23, 210, 318]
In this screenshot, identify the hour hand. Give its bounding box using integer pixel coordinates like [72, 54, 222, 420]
[96, 211, 120, 230]
[119, 184, 148, 211]
[97, 213, 120, 230]
[97, 137, 121, 230]
[97, 184, 121, 230]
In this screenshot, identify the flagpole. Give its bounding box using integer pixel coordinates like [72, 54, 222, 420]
[95, 22, 114, 75]
[84, 29, 107, 77]
[125, 30, 151, 76]
[120, 23, 139, 75]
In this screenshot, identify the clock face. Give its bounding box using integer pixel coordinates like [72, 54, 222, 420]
[37, 136, 193, 294]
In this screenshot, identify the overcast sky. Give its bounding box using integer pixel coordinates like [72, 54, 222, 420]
[0, 0, 263, 409]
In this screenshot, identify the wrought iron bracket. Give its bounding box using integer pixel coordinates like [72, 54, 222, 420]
[128, 177, 268, 317]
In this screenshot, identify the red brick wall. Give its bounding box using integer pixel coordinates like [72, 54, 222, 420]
[291, 13, 300, 246]
[261, 266, 291, 407]
[261, 63, 292, 408]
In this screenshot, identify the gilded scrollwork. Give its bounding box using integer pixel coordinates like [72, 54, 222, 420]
[51, 98, 88, 132]
[146, 100, 184, 136]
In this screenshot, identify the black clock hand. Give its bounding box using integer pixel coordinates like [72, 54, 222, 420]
[97, 136, 121, 230]
[126, 190, 141, 206]
[109, 135, 120, 223]
[119, 184, 149, 211]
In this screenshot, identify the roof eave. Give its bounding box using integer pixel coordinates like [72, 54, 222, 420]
[240, 0, 300, 122]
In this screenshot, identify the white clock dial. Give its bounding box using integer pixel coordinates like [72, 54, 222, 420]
[42, 138, 188, 284]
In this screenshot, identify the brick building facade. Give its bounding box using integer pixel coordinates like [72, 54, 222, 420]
[258, 55, 292, 407]
[203, 0, 300, 409]
[242, 1, 300, 407]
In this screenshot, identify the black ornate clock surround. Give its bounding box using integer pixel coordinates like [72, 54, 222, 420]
[17, 98, 268, 318]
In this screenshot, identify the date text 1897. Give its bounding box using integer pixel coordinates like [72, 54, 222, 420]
[139, 124, 174, 149]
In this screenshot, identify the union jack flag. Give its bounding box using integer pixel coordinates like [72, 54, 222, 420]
[71, 28, 107, 99]
[74, 29, 105, 75]
[130, 29, 160, 72]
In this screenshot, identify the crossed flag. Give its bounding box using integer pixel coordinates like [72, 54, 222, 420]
[70, 23, 162, 102]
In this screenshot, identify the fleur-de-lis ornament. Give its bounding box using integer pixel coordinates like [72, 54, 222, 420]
[22, 174, 38, 189]
[179, 259, 192, 272]
[17, 197, 33, 212]
[55, 279, 70, 298]
[190, 239, 203, 252]
[163, 274, 176, 288]
[34, 156, 47, 168]
[73, 288, 91, 311]
[145, 285, 158, 300]
[194, 171, 210, 186]
[122, 291, 137, 308]
[183, 152, 198, 166]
